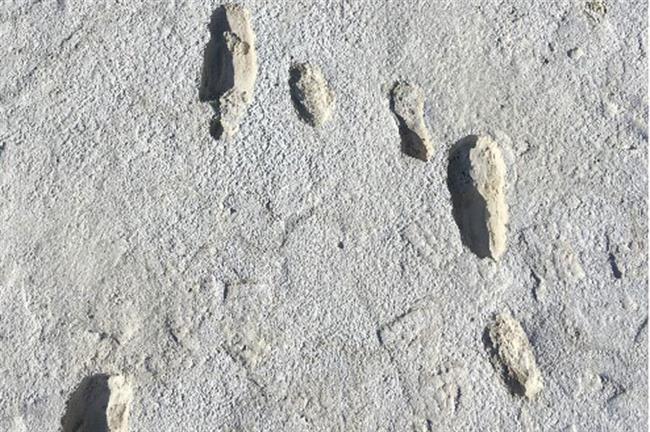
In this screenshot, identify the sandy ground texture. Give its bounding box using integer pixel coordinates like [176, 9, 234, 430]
[0, 0, 648, 431]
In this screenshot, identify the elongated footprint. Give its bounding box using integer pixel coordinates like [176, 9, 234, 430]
[199, 4, 257, 139]
[447, 135, 508, 260]
[61, 374, 133, 432]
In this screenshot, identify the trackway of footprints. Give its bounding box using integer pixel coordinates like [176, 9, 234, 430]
[198, 4, 512, 265]
[64, 3, 552, 430]
[195, 0, 541, 401]
[198, 6, 512, 261]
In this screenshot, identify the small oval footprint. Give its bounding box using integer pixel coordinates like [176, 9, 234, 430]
[289, 62, 335, 127]
[486, 313, 543, 399]
[389, 82, 434, 161]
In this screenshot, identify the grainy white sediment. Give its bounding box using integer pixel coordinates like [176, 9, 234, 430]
[0, 1, 646, 431]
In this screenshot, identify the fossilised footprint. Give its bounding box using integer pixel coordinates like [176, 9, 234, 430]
[199, 4, 257, 139]
[61, 374, 133, 432]
[487, 313, 543, 399]
[447, 135, 508, 260]
[289, 63, 335, 127]
[389, 82, 434, 161]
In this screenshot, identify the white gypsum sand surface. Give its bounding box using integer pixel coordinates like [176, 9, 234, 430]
[0, 1, 647, 431]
